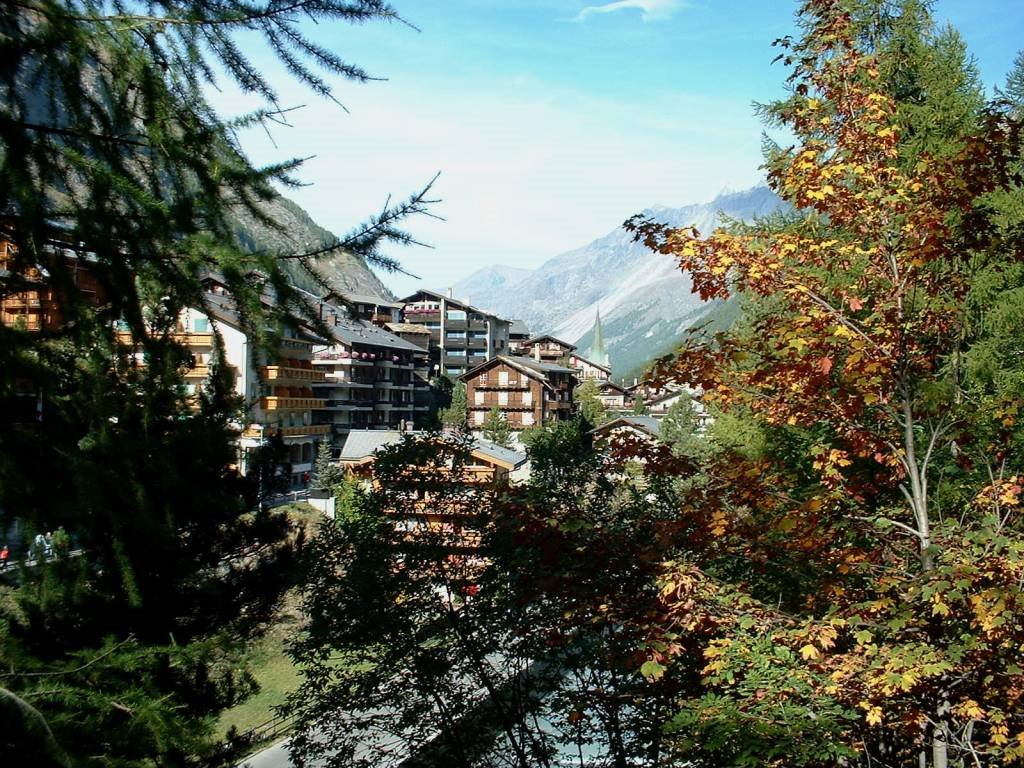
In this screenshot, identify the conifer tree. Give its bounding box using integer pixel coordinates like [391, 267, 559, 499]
[311, 440, 343, 492]
[481, 407, 512, 447]
[441, 381, 469, 429]
[0, 2, 435, 763]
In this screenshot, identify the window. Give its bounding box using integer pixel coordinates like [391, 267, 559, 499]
[425, 322, 440, 330]
[498, 391, 508, 405]
[522, 390, 532, 406]
[474, 410, 485, 425]
[498, 370, 508, 385]
[474, 391, 484, 405]
[446, 367, 462, 376]
[522, 412, 534, 426]
[446, 331, 465, 341]
[446, 310, 467, 321]
[193, 317, 210, 333]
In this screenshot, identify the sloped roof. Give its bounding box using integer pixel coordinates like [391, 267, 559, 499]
[472, 439, 527, 469]
[597, 379, 628, 394]
[325, 315, 425, 353]
[569, 352, 612, 375]
[509, 319, 531, 337]
[591, 415, 663, 439]
[338, 430, 405, 461]
[401, 289, 509, 324]
[524, 334, 576, 350]
[458, 355, 576, 386]
[339, 430, 526, 470]
[343, 293, 404, 309]
[386, 322, 432, 335]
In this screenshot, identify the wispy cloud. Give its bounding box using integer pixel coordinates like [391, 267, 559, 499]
[573, 0, 686, 23]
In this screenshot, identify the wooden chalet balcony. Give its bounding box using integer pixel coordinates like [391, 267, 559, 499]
[3, 296, 42, 309]
[116, 330, 214, 345]
[473, 399, 533, 410]
[474, 382, 529, 390]
[260, 396, 326, 411]
[241, 424, 331, 439]
[183, 364, 210, 379]
[260, 365, 326, 383]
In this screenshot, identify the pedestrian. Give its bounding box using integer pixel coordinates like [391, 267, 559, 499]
[0, 544, 9, 570]
[44, 531, 54, 559]
[33, 532, 45, 562]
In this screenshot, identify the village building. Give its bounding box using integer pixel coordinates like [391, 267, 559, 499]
[310, 298, 431, 445]
[595, 380, 629, 410]
[507, 319, 531, 354]
[460, 353, 577, 431]
[338, 430, 529, 551]
[590, 415, 663, 445]
[519, 334, 576, 364]
[343, 294, 405, 326]
[569, 352, 611, 382]
[400, 289, 512, 377]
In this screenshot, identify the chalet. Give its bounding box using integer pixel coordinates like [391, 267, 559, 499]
[520, 334, 576, 364]
[569, 352, 611, 382]
[595, 380, 629, 410]
[508, 319, 531, 354]
[343, 294, 405, 326]
[339, 430, 529, 551]
[460, 353, 577, 431]
[590, 415, 663, 444]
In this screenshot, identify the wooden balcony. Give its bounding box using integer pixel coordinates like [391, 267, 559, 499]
[474, 381, 529, 390]
[260, 396, 326, 411]
[242, 424, 331, 439]
[260, 365, 326, 383]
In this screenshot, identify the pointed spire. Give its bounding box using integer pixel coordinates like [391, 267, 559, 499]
[588, 308, 610, 369]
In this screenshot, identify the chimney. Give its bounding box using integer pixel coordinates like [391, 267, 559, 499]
[447, 287, 453, 299]
[533, 344, 541, 362]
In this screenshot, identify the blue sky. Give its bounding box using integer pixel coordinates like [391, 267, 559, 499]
[218, 1, 1024, 297]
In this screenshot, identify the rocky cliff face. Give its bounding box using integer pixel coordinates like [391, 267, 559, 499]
[453, 185, 784, 377]
[230, 195, 393, 299]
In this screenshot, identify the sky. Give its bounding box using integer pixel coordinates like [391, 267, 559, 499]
[216, 1, 1024, 297]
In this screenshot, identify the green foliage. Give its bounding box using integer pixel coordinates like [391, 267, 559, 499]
[660, 392, 708, 461]
[481, 407, 512, 447]
[632, 395, 649, 415]
[0, 1, 435, 764]
[440, 380, 468, 429]
[574, 379, 608, 427]
[311, 441, 343, 492]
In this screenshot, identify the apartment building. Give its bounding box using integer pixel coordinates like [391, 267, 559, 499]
[344, 294, 405, 326]
[311, 300, 431, 445]
[401, 289, 512, 377]
[460, 353, 577, 431]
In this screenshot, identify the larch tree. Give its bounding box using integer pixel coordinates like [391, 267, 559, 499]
[628, 0, 1024, 765]
[0, 1, 436, 764]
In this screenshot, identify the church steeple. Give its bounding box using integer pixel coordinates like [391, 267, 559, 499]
[588, 308, 610, 369]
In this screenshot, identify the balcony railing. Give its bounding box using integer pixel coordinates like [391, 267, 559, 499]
[260, 365, 326, 383]
[242, 424, 331, 439]
[260, 397, 326, 410]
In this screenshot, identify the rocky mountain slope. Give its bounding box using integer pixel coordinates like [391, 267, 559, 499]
[230, 196, 393, 299]
[453, 185, 784, 378]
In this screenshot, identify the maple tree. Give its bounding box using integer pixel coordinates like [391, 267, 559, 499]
[626, 1, 1024, 766]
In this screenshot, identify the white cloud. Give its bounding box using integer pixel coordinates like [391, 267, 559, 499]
[574, 0, 686, 23]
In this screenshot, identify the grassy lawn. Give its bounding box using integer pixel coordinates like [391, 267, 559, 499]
[217, 503, 320, 739]
[217, 628, 303, 738]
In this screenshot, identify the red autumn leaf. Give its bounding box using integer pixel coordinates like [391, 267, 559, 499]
[819, 357, 834, 375]
[849, 296, 864, 311]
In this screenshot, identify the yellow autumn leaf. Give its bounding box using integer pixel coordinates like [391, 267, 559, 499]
[799, 644, 820, 660]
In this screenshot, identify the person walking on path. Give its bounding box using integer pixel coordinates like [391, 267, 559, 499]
[0, 544, 9, 570]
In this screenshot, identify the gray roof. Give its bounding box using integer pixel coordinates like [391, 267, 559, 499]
[458, 354, 576, 384]
[339, 430, 526, 468]
[569, 352, 612, 374]
[473, 438, 527, 468]
[509, 319, 531, 337]
[593, 415, 662, 438]
[343, 293, 404, 309]
[524, 334, 576, 350]
[386, 322, 432, 335]
[339, 430, 405, 461]
[325, 315, 425, 353]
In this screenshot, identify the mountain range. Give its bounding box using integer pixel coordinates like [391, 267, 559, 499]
[452, 185, 785, 378]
